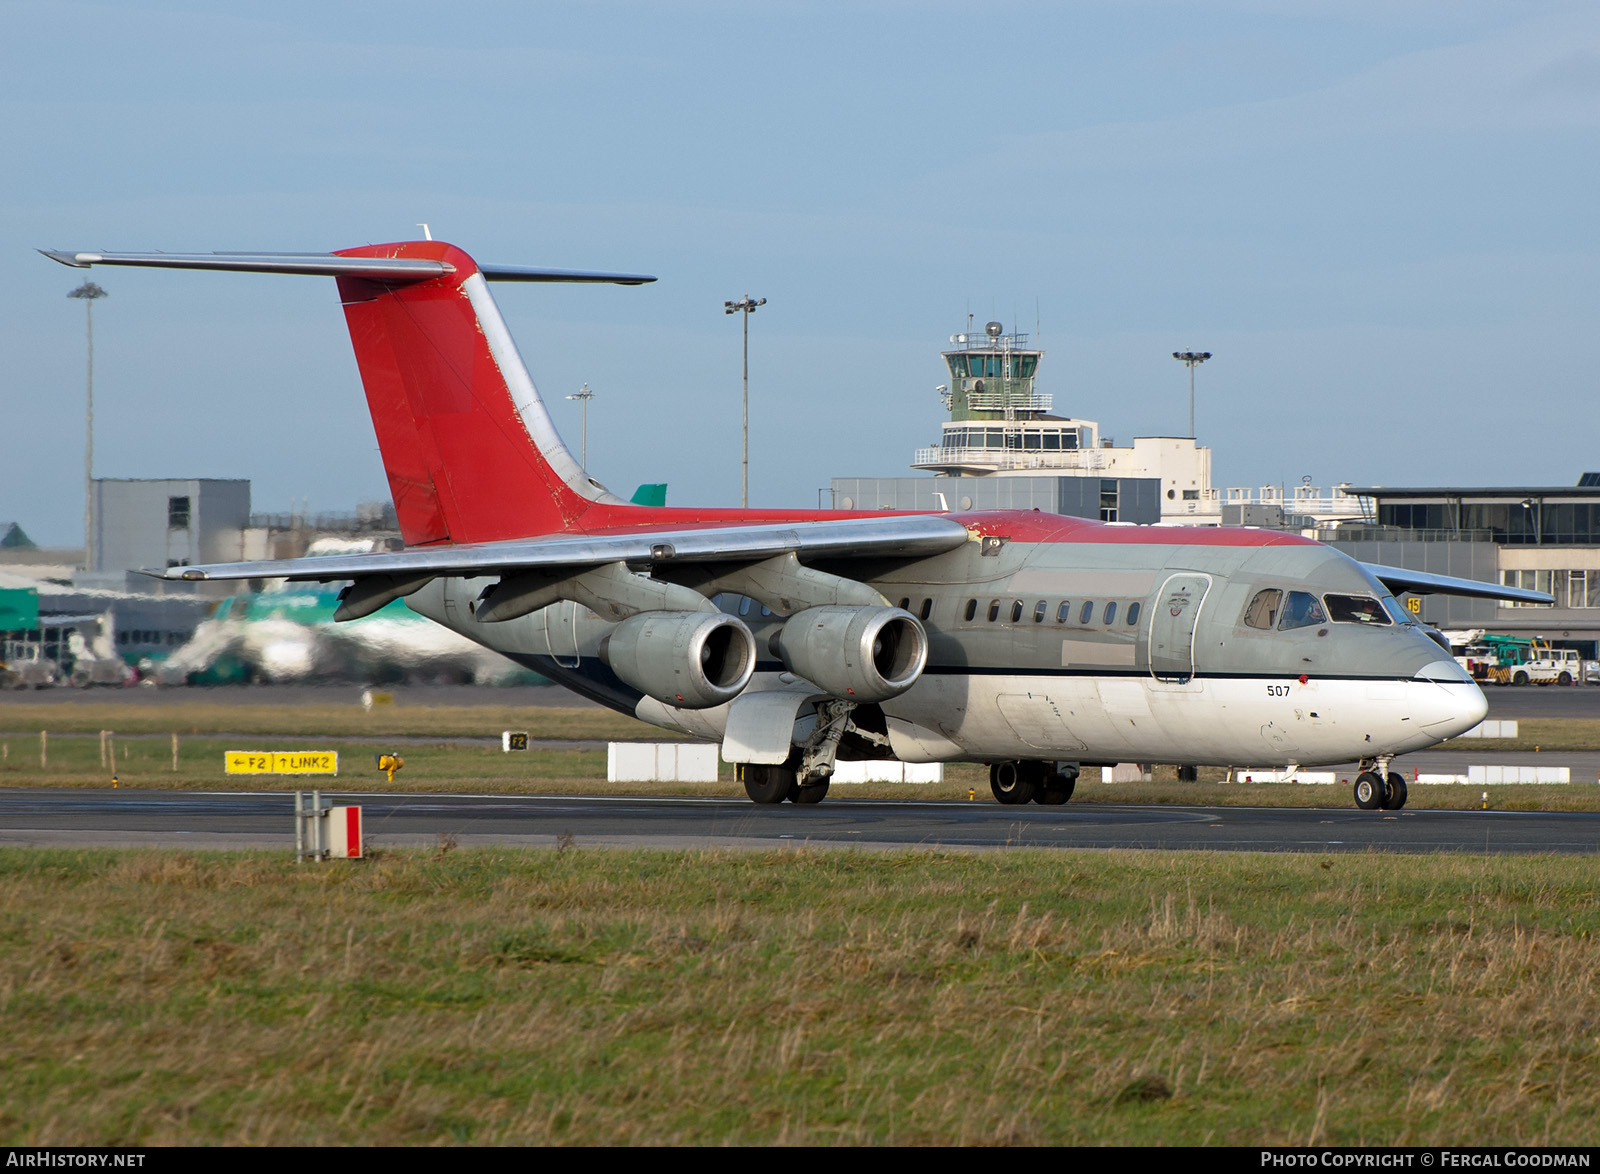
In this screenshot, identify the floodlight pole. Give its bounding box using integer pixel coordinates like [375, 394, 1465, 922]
[725, 294, 766, 508]
[566, 383, 595, 468]
[1172, 350, 1211, 439]
[69, 281, 108, 571]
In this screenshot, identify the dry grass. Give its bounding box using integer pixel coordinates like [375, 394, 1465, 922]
[1439, 718, 1600, 754]
[0, 702, 666, 742]
[5, 722, 1600, 809]
[2, 848, 1598, 1145]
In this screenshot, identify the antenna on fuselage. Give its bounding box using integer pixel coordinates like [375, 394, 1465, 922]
[416, 223, 433, 241]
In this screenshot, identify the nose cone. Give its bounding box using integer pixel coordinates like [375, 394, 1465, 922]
[1413, 660, 1488, 740]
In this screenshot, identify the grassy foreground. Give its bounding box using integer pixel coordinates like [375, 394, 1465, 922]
[2, 847, 1598, 1146]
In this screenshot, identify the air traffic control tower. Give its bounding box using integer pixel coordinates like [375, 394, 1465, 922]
[833, 320, 1220, 526]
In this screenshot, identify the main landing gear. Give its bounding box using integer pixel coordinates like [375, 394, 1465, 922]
[739, 761, 830, 805]
[990, 761, 1079, 805]
[1352, 755, 1408, 811]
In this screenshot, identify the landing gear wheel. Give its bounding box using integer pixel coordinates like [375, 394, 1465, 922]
[1035, 771, 1076, 805]
[742, 763, 797, 805]
[792, 779, 830, 804]
[1381, 773, 1408, 810]
[990, 762, 1038, 805]
[1353, 771, 1385, 810]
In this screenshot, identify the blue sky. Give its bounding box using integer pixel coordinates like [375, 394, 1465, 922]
[4, 1, 1597, 545]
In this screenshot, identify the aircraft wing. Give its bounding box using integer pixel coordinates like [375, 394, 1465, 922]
[160, 515, 972, 584]
[1362, 563, 1553, 606]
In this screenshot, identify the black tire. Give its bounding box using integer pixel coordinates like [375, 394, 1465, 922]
[1559, 672, 1573, 686]
[1354, 771, 1385, 810]
[1381, 773, 1408, 810]
[1035, 770, 1077, 804]
[792, 779, 830, 804]
[990, 762, 1037, 805]
[1513, 671, 1529, 686]
[742, 763, 796, 804]
[1176, 764, 1199, 782]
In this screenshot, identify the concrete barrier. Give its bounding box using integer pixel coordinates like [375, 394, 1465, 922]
[830, 761, 943, 784]
[1467, 765, 1571, 785]
[1100, 763, 1151, 783]
[1455, 720, 1519, 739]
[607, 742, 720, 783]
[1231, 769, 1338, 785]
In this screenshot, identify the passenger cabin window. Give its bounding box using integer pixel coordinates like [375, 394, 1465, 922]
[920, 598, 933, 621]
[1079, 601, 1094, 624]
[1010, 600, 1023, 623]
[1103, 602, 1117, 624]
[739, 596, 752, 616]
[964, 599, 977, 622]
[1325, 594, 1390, 625]
[1126, 601, 1141, 626]
[1033, 600, 1047, 623]
[987, 600, 1001, 622]
[1278, 591, 1327, 630]
[1243, 589, 1283, 629]
[897, 597, 910, 610]
[1056, 601, 1072, 623]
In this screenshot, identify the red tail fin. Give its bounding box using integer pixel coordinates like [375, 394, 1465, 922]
[334, 241, 622, 545]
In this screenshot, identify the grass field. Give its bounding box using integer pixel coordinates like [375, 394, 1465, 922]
[4, 704, 1600, 809]
[2, 846, 1597, 1145]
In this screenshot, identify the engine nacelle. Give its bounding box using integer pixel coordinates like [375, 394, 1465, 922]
[775, 605, 928, 703]
[600, 610, 756, 709]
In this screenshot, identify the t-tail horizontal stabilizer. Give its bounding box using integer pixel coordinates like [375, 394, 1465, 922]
[39, 250, 655, 285]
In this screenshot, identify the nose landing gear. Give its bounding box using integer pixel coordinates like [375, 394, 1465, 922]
[1353, 756, 1408, 811]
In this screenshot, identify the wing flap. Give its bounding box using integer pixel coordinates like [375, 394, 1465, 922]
[159, 515, 972, 583]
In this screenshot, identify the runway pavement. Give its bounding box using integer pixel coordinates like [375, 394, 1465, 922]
[5, 788, 1600, 855]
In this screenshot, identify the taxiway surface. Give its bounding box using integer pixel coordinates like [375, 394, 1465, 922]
[5, 789, 1599, 855]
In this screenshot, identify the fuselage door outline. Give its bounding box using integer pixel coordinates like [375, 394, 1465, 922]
[1149, 572, 1212, 685]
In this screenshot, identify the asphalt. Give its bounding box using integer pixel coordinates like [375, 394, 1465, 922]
[4, 788, 1599, 856]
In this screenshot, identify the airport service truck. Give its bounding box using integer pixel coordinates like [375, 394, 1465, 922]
[1457, 634, 1581, 686]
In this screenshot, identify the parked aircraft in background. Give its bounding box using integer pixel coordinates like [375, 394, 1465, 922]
[44, 241, 1549, 810]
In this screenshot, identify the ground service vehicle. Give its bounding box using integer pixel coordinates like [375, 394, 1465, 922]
[43, 241, 1552, 810]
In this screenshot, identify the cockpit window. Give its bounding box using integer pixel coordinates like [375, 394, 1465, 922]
[1243, 589, 1282, 629]
[1324, 594, 1390, 625]
[1380, 595, 1413, 625]
[1278, 591, 1327, 631]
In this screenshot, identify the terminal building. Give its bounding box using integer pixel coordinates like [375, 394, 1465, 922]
[1322, 480, 1600, 657]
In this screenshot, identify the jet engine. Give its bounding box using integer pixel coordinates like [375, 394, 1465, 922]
[600, 610, 756, 709]
[774, 605, 928, 703]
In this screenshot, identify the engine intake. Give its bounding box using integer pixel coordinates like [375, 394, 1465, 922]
[600, 610, 755, 709]
[775, 605, 928, 702]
